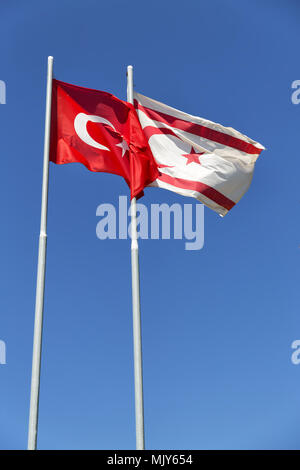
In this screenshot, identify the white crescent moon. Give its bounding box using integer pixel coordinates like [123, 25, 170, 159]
[74, 112, 117, 151]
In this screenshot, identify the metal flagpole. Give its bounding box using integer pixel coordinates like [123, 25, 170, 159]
[27, 56, 53, 450]
[127, 65, 145, 450]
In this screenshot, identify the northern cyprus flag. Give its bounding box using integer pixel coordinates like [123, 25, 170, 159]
[134, 92, 265, 216]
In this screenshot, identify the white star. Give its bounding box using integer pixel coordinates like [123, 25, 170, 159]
[116, 139, 129, 157]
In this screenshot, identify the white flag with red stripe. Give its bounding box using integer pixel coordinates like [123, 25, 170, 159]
[134, 92, 265, 216]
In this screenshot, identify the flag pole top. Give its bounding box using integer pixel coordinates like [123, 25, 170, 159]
[127, 65, 133, 78]
[127, 66, 134, 104]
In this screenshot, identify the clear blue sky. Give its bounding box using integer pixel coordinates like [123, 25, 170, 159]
[0, 0, 300, 450]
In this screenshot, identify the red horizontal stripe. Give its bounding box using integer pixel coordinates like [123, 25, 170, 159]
[135, 101, 262, 156]
[157, 173, 235, 211]
[142, 125, 179, 140]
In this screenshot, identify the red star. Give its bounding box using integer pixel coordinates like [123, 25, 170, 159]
[182, 147, 205, 165]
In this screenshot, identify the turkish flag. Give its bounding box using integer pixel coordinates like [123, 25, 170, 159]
[50, 79, 158, 198]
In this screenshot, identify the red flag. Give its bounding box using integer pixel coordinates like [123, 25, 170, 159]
[50, 79, 158, 198]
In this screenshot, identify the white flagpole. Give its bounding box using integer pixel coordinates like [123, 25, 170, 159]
[27, 56, 53, 450]
[127, 65, 145, 450]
